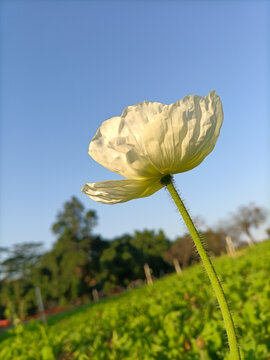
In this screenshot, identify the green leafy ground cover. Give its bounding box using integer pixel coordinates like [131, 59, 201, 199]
[0, 241, 269, 360]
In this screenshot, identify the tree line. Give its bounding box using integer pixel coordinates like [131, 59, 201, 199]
[0, 197, 268, 320]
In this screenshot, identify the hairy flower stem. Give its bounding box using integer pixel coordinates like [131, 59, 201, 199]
[162, 175, 240, 360]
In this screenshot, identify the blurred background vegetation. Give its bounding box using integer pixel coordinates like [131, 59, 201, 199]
[0, 197, 268, 322]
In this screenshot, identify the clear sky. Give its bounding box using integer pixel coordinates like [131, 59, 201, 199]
[1, 0, 269, 250]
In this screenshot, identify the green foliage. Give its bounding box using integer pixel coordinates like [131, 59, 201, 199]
[0, 242, 43, 279]
[1, 241, 269, 359]
[0, 197, 104, 317]
[99, 230, 172, 290]
[131, 230, 171, 276]
[0, 196, 267, 335]
[36, 197, 103, 307]
[52, 196, 97, 238]
[0, 243, 43, 319]
[99, 234, 143, 289]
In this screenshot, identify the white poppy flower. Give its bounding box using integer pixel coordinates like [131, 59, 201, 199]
[82, 91, 223, 204]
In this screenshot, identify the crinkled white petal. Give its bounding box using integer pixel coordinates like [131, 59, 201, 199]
[89, 102, 166, 180]
[84, 91, 223, 205]
[81, 178, 162, 204]
[142, 91, 223, 174]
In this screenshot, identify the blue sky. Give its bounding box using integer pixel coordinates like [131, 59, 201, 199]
[1, 0, 269, 250]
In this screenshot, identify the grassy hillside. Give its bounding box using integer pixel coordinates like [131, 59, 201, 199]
[0, 241, 269, 360]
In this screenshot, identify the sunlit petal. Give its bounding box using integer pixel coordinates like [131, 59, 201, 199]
[82, 178, 162, 204]
[89, 114, 162, 180]
[83, 91, 223, 204]
[142, 91, 223, 174]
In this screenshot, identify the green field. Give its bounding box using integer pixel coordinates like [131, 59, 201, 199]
[0, 241, 269, 360]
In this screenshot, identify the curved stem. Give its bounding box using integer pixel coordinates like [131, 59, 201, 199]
[163, 176, 240, 359]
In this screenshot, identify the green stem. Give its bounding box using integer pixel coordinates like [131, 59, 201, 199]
[162, 175, 240, 360]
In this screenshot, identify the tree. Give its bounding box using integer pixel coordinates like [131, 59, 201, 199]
[52, 196, 97, 238]
[99, 234, 143, 292]
[164, 235, 198, 269]
[37, 196, 103, 306]
[231, 203, 267, 245]
[0, 197, 104, 317]
[0, 247, 8, 262]
[131, 230, 171, 277]
[204, 230, 227, 256]
[0, 243, 43, 319]
[0, 242, 43, 280]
